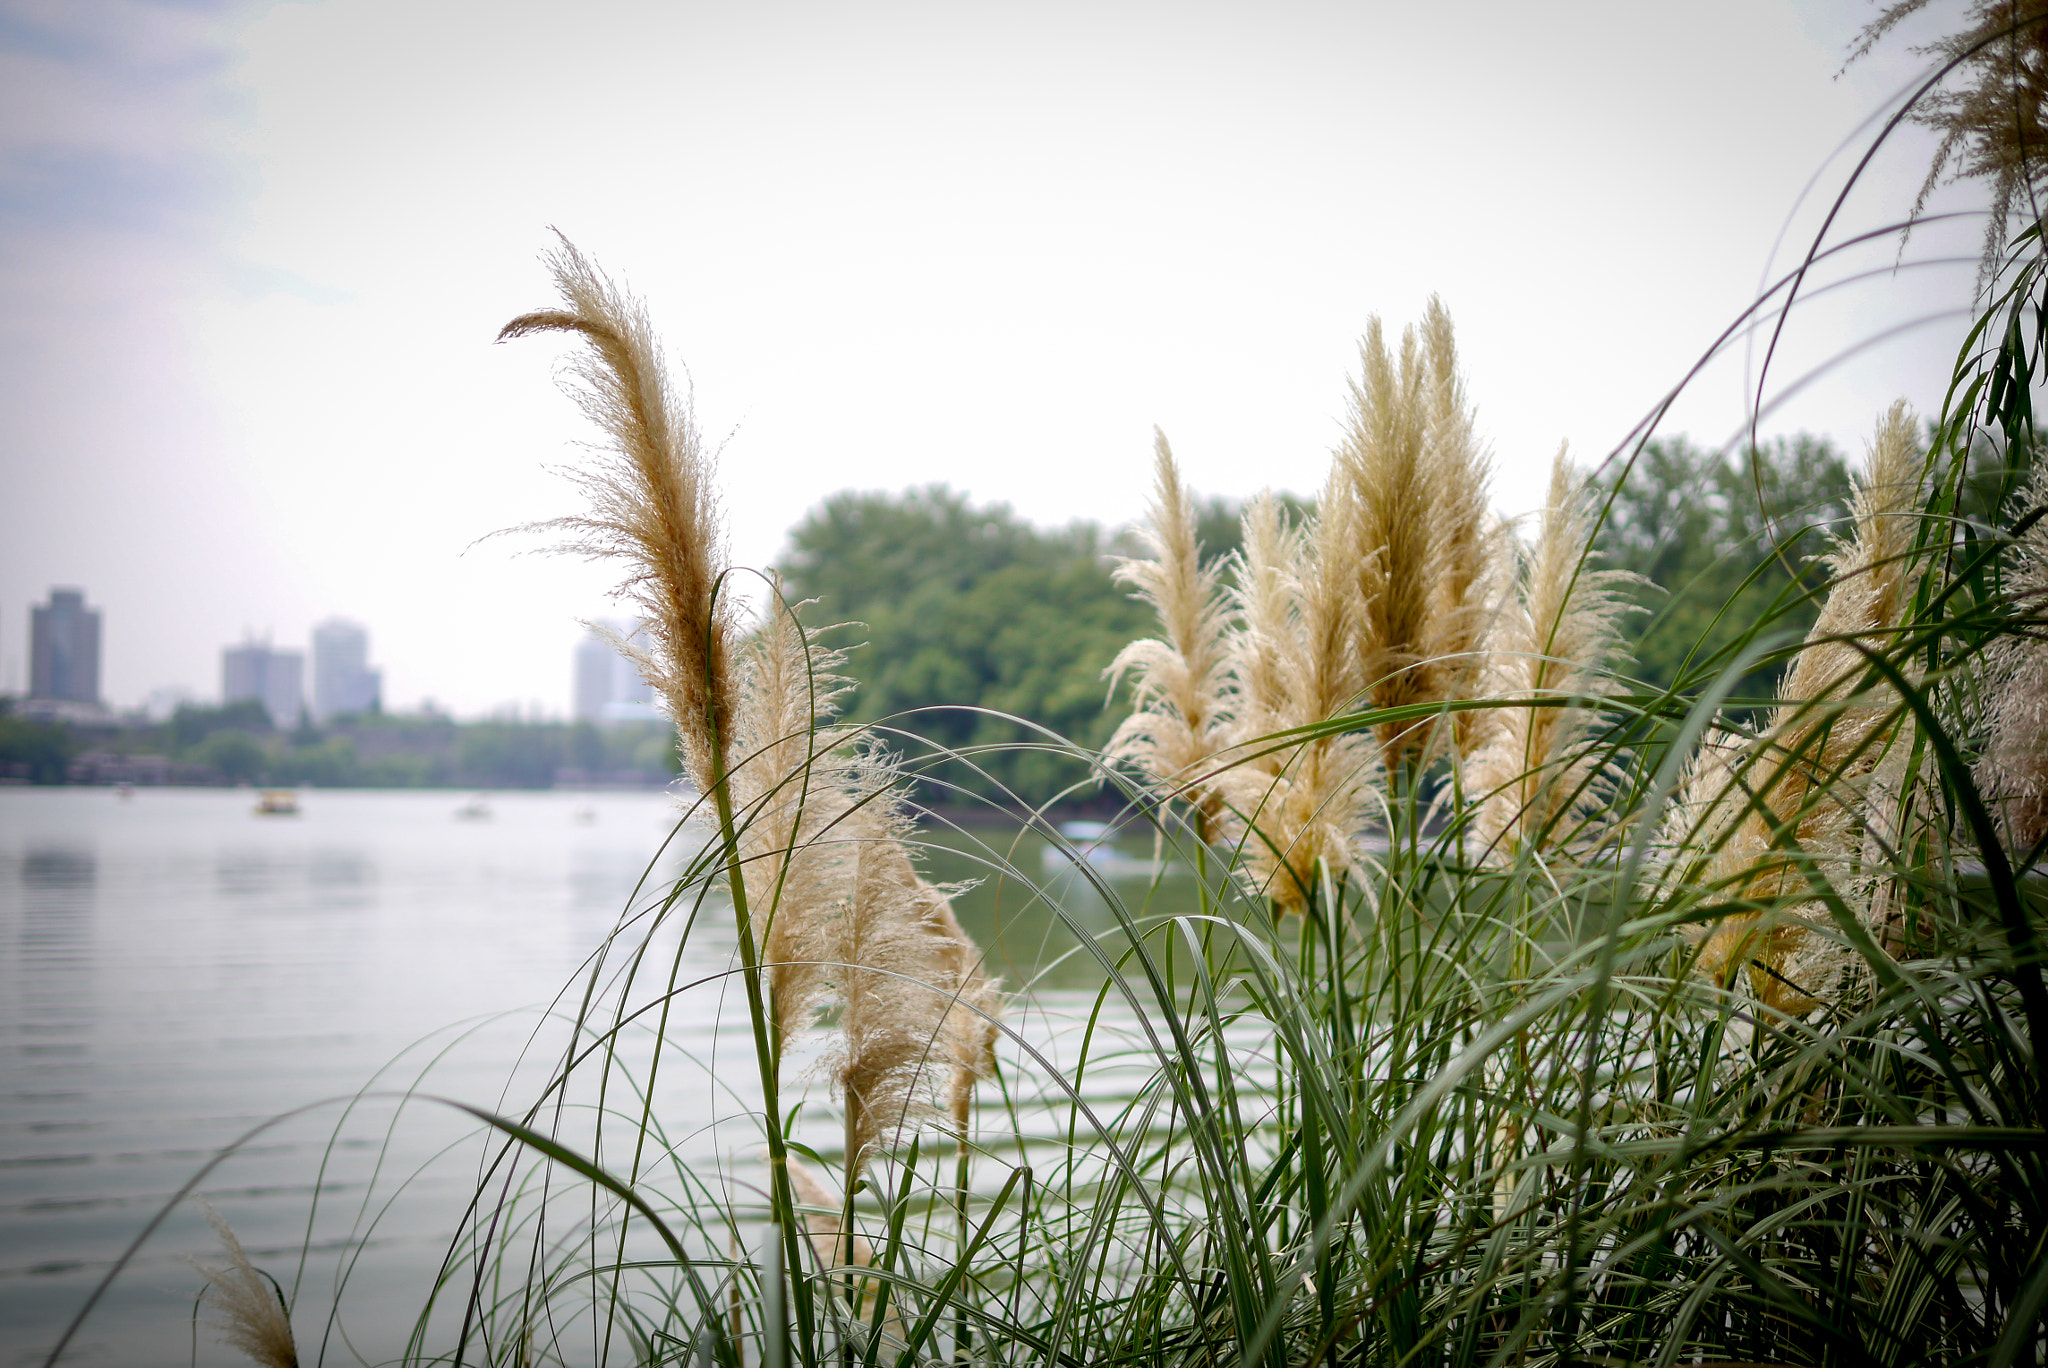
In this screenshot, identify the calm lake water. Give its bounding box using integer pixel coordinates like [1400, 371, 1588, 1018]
[0, 787, 1182, 1368]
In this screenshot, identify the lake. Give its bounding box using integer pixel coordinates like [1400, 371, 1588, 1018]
[0, 786, 1191, 1368]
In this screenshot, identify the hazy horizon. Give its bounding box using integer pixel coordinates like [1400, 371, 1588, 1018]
[1, 0, 1987, 717]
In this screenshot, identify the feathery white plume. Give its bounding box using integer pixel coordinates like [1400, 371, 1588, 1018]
[1469, 448, 1636, 860]
[1106, 430, 1234, 830]
[187, 1200, 297, 1368]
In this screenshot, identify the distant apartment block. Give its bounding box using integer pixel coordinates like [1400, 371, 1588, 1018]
[573, 620, 659, 725]
[223, 639, 304, 729]
[30, 588, 101, 704]
[311, 618, 382, 722]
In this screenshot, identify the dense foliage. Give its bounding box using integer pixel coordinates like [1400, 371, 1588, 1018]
[774, 486, 1301, 807]
[0, 705, 79, 784]
[778, 485, 1154, 807]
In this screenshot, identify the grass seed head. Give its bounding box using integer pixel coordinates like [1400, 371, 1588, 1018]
[1976, 463, 2048, 848]
[187, 1200, 298, 1368]
[1686, 402, 1924, 1011]
[499, 233, 736, 792]
[1106, 430, 1234, 826]
[1338, 299, 1505, 770]
[1469, 447, 1636, 860]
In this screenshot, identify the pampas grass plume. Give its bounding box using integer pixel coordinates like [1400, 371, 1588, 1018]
[786, 1157, 876, 1270]
[1470, 447, 1635, 859]
[1106, 430, 1233, 828]
[187, 1200, 297, 1368]
[828, 807, 992, 1168]
[1338, 299, 1505, 770]
[726, 588, 865, 1048]
[1976, 464, 2048, 849]
[1853, 0, 2048, 277]
[1213, 488, 1379, 912]
[499, 233, 736, 793]
[1690, 401, 1923, 1010]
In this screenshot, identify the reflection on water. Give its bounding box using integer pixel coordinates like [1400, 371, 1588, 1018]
[214, 848, 377, 905]
[20, 848, 96, 892]
[17, 848, 95, 964]
[922, 821, 1212, 990]
[309, 849, 373, 889]
[13, 845, 95, 1076]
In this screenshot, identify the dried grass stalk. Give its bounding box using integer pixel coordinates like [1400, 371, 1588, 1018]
[1853, 0, 2048, 278]
[503, 238, 999, 1222]
[1976, 465, 2048, 849]
[786, 1156, 877, 1269]
[1213, 490, 1380, 913]
[727, 589, 865, 1045]
[1679, 402, 1924, 1011]
[785, 1158, 906, 1341]
[1336, 299, 1508, 771]
[1469, 448, 1636, 860]
[187, 1200, 298, 1368]
[498, 232, 736, 793]
[1106, 430, 1234, 831]
[826, 800, 996, 1167]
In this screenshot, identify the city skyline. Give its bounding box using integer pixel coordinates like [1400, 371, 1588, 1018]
[5, 587, 635, 722]
[6, 589, 614, 720]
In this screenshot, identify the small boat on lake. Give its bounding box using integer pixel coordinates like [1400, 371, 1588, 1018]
[253, 789, 300, 816]
[455, 794, 493, 821]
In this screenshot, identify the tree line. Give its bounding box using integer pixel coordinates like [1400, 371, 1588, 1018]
[0, 699, 679, 790]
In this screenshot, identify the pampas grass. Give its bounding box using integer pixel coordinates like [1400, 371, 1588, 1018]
[1127, 299, 1504, 909]
[95, 54, 2048, 1350]
[1853, 0, 2048, 276]
[1977, 466, 2048, 850]
[498, 232, 736, 791]
[503, 240, 1001, 1357]
[1336, 299, 1506, 772]
[1671, 402, 1924, 1010]
[1105, 431, 1233, 834]
[1468, 447, 1636, 860]
[1212, 487, 1380, 913]
[187, 1201, 297, 1368]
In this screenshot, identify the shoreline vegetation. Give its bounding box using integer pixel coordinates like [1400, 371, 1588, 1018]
[45, 4, 2048, 1364]
[0, 703, 685, 790]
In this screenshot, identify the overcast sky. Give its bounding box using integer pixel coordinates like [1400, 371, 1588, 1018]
[0, 0, 1987, 717]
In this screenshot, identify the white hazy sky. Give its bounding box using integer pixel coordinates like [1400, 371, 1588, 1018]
[0, 0, 1989, 717]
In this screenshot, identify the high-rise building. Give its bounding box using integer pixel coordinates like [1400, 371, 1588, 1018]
[572, 620, 658, 725]
[311, 618, 382, 722]
[29, 588, 101, 704]
[222, 639, 304, 729]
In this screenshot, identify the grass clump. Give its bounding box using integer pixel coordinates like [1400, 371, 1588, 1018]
[352, 257, 2040, 1365]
